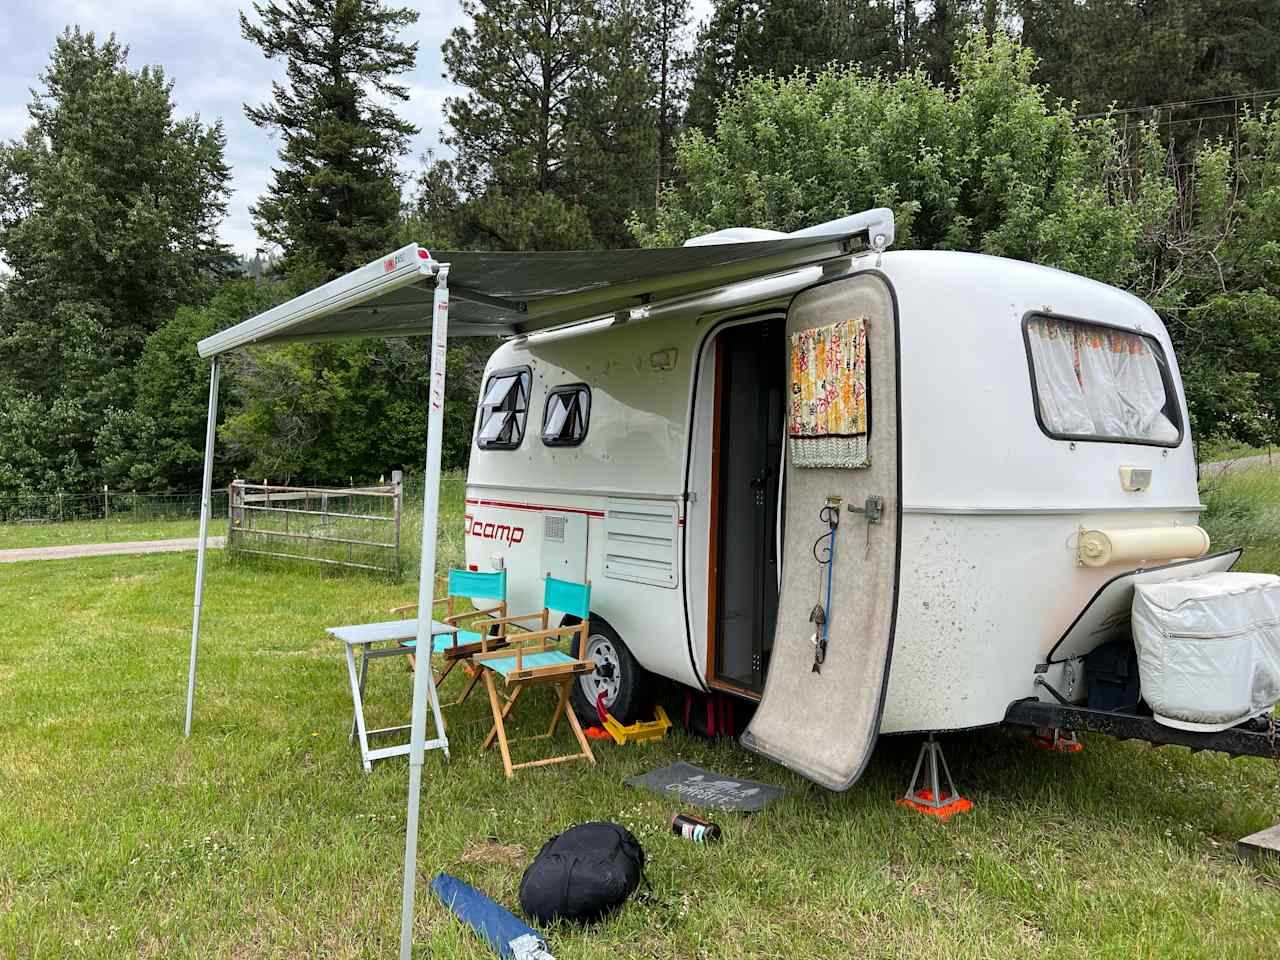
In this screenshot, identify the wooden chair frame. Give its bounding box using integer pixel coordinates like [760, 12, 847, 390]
[472, 578, 597, 778]
[392, 571, 510, 705]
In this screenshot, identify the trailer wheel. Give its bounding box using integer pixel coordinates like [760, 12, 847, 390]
[571, 618, 647, 726]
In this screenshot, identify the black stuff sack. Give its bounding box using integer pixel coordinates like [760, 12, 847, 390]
[1085, 638, 1141, 711]
[518, 821, 644, 925]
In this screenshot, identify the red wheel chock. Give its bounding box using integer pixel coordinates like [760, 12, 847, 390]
[1031, 727, 1083, 753]
[896, 735, 973, 820]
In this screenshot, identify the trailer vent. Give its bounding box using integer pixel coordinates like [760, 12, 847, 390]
[603, 499, 679, 589]
[544, 514, 567, 543]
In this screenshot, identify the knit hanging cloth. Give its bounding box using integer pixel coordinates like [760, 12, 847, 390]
[788, 317, 869, 469]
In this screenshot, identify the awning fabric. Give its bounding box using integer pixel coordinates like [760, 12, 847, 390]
[196, 231, 869, 357]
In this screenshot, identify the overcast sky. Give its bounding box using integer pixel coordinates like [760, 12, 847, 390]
[0, 1, 709, 258]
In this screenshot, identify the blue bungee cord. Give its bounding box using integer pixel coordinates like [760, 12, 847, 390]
[810, 498, 841, 673]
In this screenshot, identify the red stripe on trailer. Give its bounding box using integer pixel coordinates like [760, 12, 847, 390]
[465, 497, 604, 518]
[464, 496, 687, 527]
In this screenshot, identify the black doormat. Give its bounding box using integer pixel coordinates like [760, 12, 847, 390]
[625, 761, 786, 812]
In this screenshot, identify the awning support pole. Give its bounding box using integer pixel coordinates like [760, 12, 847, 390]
[399, 264, 452, 960]
[184, 356, 221, 737]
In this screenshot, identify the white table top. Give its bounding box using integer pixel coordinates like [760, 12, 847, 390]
[326, 618, 455, 646]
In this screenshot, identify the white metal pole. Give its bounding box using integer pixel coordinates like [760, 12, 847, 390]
[399, 264, 451, 960]
[184, 356, 221, 737]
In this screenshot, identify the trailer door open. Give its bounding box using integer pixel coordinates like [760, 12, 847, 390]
[742, 272, 901, 791]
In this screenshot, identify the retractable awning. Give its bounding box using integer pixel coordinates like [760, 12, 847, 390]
[196, 208, 894, 356]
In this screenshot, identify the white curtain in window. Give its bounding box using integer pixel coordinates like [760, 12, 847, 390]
[1028, 318, 1178, 443]
[1027, 319, 1094, 435]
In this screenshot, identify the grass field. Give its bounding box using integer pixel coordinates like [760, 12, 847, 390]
[2, 475, 1278, 959]
[1201, 466, 1280, 573]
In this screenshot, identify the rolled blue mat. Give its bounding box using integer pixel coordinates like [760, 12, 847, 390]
[430, 873, 555, 960]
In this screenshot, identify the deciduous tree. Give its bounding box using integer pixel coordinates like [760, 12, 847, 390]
[639, 33, 1280, 445]
[0, 29, 232, 495]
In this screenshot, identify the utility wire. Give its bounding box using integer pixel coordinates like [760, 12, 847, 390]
[1075, 88, 1280, 121]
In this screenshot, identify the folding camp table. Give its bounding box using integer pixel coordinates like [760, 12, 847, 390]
[328, 618, 455, 772]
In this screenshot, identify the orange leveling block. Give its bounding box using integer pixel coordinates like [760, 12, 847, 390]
[897, 735, 973, 820]
[586, 693, 672, 745]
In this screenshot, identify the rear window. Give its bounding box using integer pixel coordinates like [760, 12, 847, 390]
[1024, 315, 1182, 447]
[476, 367, 531, 450]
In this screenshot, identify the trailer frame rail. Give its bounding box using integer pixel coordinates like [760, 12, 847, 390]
[1005, 698, 1278, 760]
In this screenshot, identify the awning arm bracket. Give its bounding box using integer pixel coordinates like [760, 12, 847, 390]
[449, 284, 528, 313]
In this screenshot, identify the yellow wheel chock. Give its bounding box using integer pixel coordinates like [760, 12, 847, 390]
[594, 693, 672, 745]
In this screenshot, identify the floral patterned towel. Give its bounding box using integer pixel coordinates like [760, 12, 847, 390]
[788, 317, 869, 469]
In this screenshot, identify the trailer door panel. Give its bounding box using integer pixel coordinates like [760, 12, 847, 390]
[742, 271, 901, 791]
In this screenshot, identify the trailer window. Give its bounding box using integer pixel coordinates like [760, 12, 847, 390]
[542, 384, 590, 446]
[1024, 315, 1181, 446]
[476, 368, 531, 449]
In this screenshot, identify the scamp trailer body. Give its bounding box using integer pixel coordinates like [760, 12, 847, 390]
[196, 206, 1274, 793]
[461, 209, 1250, 789]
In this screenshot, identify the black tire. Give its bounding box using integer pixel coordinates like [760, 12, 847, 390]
[569, 617, 648, 726]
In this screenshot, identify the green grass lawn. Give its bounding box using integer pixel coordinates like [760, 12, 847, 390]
[2, 475, 1278, 959]
[1201, 467, 1280, 573]
[0, 516, 229, 550]
[1196, 438, 1278, 464]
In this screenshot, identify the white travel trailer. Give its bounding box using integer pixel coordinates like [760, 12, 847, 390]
[459, 208, 1264, 790]
[196, 206, 1275, 795]
[189, 208, 1278, 957]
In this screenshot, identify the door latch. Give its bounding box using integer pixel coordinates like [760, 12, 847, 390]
[847, 496, 883, 524]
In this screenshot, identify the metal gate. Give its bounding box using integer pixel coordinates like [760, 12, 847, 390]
[227, 473, 403, 575]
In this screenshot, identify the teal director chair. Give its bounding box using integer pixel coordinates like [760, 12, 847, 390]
[393, 567, 511, 705]
[470, 576, 597, 778]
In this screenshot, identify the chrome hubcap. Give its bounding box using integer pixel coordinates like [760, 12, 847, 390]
[581, 634, 621, 709]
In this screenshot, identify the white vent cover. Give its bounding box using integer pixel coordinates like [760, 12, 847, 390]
[544, 514, 567, 542]
[603, 499, 679, 588]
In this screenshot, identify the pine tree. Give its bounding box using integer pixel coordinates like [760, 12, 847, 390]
[685, 0, 764, 132]
[653, 0, 691, 202]
[442, 0, 668, 248]
[241, 0, 419, 276]
[0, 29, 232, 495]
[445, 0, 598, 200]
[1022, 0, 1280, 120]
[442, 0, 601, 248]
[566, 0, 663, 246]
[685, 0, 902, 132]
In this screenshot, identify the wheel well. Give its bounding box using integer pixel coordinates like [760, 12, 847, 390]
[559, 612, 616, 634]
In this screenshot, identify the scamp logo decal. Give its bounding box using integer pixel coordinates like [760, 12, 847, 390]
[464, 513, 525, 546]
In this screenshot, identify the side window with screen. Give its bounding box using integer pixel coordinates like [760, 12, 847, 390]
[1024, 315, 1182, 447]
[542, 384, 591, 447]
[476, 367, 532, 450]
